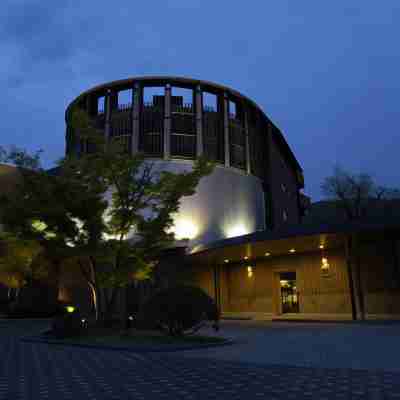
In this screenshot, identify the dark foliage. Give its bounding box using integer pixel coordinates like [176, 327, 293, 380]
[51, 310, 85, 338]
[135, 285, 220, 336]
[0, 299, 12, 314]
[6, 300, 67, 319]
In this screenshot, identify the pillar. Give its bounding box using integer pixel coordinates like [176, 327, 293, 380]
[195, 85, 203, 157]
[223, 92, 230, 167]
[345, 236, 357, 320]
[244, 109, 251, 174]
[105, 89, 112, 144]
[131, 82, 141, 155]
[163, 84, 171, 159]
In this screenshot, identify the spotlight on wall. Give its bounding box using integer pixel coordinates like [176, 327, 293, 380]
[170, 219, 198, 240]
[66, 306, 75, 313]
[225, 224, 249, 238]
[289, 248, 296, 253]
[247, 266, 253, 278]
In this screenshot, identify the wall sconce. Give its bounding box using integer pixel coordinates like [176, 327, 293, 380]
[247, 266, 253, 278]
[66, 306, 75, 313]
[321, 257, 330, 271]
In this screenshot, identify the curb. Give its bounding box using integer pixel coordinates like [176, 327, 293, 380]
[20, 335, 235, 353]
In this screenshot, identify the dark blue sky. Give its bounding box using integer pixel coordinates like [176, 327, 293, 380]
[1, 1, 399, 200]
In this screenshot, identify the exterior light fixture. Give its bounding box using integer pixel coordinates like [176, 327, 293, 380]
[289, 249, 296, 253]
[66, 306, 75, 313]
[244, 256, 249, 260]
[224, 259, 229, 263]
[265, 252, 271, 256]
[319, 244, 324, 249]
[128, 315, 134, 321]
[81, 318, 86, 323]
[321, 257, 330, 271]
[247, 266, 253, 278]
[169, 219, 198, 240]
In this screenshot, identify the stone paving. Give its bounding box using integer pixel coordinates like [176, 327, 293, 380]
[1, 319, 400, 399]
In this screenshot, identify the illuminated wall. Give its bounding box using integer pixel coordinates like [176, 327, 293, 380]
[147, 159, 266, 249]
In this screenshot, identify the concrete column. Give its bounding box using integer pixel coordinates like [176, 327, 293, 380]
[195, 85, 203, 157]
[345, 236, 357, 320]
[164, 84, 171, 159]
[223, 92, 230, 167]
[105, 89, 112, 144]
[266, 122, 275, 228]
[244, 109, 251, 174]
[131, 83, 141, 155]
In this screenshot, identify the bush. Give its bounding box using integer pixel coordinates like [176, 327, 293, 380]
[135, 285, 220, 336]
[51, 310, 85, 339]
[6, 300, 68, 319]
[0, 299, 12, 314]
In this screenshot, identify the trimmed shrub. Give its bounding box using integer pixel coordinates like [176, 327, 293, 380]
[6, 300, 67, 319]
[135, 285, 220, 336]
[51, 310, 85, 339]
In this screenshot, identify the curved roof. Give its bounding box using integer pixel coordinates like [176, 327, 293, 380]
[66, 75, 267, 117]
[65, 75, 303, 174]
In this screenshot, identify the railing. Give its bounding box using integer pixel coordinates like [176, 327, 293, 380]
[203, 105, 216, 113]
[230, 143, 245, 170]
[171, 133, 196, 158]
[118, 103, 132, 111]
[110, 134, 131, 153]
[171, 103, 194, 114]
[142, 132, 163, 156]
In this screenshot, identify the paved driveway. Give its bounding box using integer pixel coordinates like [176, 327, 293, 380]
[1, 319, 400, 399]
[177, 320, 400, 372]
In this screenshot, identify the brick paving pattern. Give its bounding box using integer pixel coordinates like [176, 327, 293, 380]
[1, 320, 400, 399]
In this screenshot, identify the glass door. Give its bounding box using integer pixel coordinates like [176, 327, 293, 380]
[280, 272, 299, 313]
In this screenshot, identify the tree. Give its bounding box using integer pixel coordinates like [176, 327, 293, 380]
[59, 147, 214, 325]
[321, 165, 400, 221]
[0, 234, 44, 301]
[0, 145, 42, 171]
[321, 165, 400, 320]
[1, 109, 214, 326]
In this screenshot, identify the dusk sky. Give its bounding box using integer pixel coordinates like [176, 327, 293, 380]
[1, 1, 399, 201]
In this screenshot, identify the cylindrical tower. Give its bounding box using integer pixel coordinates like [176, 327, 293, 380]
[65, 76, 304, 249]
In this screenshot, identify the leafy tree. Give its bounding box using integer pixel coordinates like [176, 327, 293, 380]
[1, 109, 214, 326]
[59, 146, 213, 325]
[0, 145, 42, 171]
[321, 165, 400, 221]
[0, 234, 44, 300]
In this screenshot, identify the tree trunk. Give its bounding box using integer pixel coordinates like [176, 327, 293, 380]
[88, 282, 99, 321]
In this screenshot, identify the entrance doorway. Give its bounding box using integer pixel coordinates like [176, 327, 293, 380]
[279, 272, 299, 313]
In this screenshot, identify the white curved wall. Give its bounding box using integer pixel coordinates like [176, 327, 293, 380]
[149, 159, 266, 250]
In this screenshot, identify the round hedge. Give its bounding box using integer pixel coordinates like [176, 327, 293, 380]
[135, 285, 220, 336]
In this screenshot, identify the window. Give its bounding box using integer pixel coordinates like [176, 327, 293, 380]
[283, 210, 288, 221]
